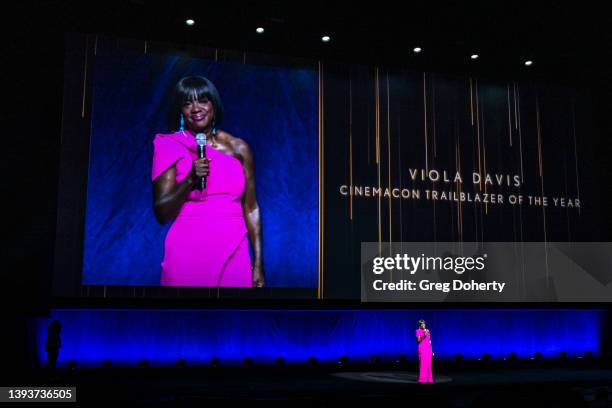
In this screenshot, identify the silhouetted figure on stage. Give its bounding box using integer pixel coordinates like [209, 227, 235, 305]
[45, 320, 61, 370]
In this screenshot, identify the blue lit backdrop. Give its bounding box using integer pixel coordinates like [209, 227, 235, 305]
[36, 309, 602, 367]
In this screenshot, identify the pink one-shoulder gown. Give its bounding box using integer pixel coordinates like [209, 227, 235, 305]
[416, 328, 433, 383]
[152, 131, 252, 287]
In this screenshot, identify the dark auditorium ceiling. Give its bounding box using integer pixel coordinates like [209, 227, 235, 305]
[5, 1, 612, 82]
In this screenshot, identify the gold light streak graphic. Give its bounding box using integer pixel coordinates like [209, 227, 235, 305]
[507, 84, 513, 146]
[432, 78, 437, 157]
[469, 78, 480, 242]
[513, 82, 518, 130]
[375, 68, 382, 254]
[563, 155, 571, 240]
[425, 73, 436, 241]
[376, 69, 381, 164]
[516, 82, 526, 295]
[537, 97, 544, 179]
[470, 78, 474, 126]
[349, 134, 353, 219]
[517, 84, 524, 183]
[431, 77, 437, 242]
[387, 73, 392, 247]
[423, 72, 429, 172]
[367, 100, 371, 165]
[535, 94, 550, 288]
[397, 113, 403, 244]
[571, 101, 581, 215]
[317, 61, 325, 299]
[349, 75, 353, 221]
[475, 80, 488, 214]
[482, 90, 488, 215]
[475, 80, 482, 189]
[455, 141, 462, 240]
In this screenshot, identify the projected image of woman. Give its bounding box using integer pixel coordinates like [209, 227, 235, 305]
[152, 76, 264, 287]
[416, 319, 433, 383]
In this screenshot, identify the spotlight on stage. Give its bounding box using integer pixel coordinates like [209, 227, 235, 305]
[67, 360, 77, 370]
[307, 356, 318, 366]
[138, 359, 149, 369]
[454, 353, 464, 362]
[370, 356, 381, 365]
[533, 352, 543, 360]
[507, 352, 517, 361]
[275, 357, 285, 366]
[176, 358, 187, 368]
[102, 360, 112, 369]
[413, 47, 422, 54]
[244, 357, 254, 368]
[210, 357, 220, 368]
[337, 355, 349, 368]
[558, 351, 568, 360]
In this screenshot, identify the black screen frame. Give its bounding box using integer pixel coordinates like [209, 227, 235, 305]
[52, 33, 610, 310]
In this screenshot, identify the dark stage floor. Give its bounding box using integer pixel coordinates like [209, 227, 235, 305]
[8, 362, 612, 407]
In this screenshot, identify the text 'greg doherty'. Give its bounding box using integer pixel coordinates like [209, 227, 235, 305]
[372, 253, 487, 275]
[372, 279, 506, 293]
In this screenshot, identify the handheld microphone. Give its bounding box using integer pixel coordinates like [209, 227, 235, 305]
[196, 133, 207, 190]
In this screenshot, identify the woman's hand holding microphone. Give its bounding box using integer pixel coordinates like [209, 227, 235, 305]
[189, 158, 212, 185]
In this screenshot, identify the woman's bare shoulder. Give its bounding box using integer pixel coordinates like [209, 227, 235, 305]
[218, 130, 252, 159]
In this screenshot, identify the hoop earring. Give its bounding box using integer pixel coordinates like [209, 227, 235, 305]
[179, 114, 185, 132]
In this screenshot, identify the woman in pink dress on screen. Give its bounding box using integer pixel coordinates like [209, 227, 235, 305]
[416, 319, 433, 383]
[152, 76, 264, 288]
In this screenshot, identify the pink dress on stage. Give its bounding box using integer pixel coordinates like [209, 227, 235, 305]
[152, 131, 252, 287]
[416, 328, 433, 383]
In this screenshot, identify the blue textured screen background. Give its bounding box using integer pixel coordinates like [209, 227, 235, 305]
[36, 309, 603, 366]
[82, 48, 318, 287]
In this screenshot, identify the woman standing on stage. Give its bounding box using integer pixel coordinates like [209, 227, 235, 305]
[416, 319, 433, 383]
[152, 76, 264, 288]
